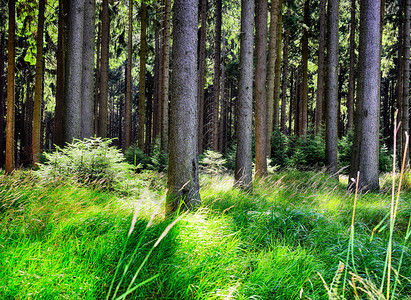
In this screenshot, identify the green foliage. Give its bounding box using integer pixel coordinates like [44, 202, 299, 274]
[1, 170, 411, 299]
[338, 131, 393, 173]
[269, 131, 325, 170]
[125, 139, 168, 172]
[36, 137, 133, 188]
[270, 129, 289, 169]
[199, 150, 227, 175]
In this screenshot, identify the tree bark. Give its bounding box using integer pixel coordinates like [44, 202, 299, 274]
[32, 0, 46, 166]
[63, 0, 84, 143]
[197, 0, 207, 153]
[315, 0, 326, 133]
[54, 0, 66, 148]
[94, 21, 101, 136]
[402, 0, 410, 165]
[161, 0, 171, 152]
[300, 0, 310, 137]
[325, 0, 339, 175]
[81, 0, 95, 139]
[266, 0, 279, 155]
[254, 0, 268, 177]
[235, 0, 254, 190]
[273, 0, 282, 130]
[167, 0, 201, 214]
[281, 12, 290, 134]
[5, 0, 15, 173]
[153, 22, 160, 142]
[124, 0, 132, 149]
[99, 0, 109, 138]
[138, 1, 147, 150]
[347, 0, 356, 132]
[212, 0, 222, 151]
[349, 0, 381, 192]
[0, 32, 5, 166]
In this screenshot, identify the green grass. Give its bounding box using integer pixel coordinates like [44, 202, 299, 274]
[1, 169, 410, 299]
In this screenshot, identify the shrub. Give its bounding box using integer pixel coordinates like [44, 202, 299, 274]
[37, 137, 133, 188]
[199, 150, 227, 175]
[288, 133, 325, 169]
[270, 129, 289, 168]
[125, 139, 168, 172]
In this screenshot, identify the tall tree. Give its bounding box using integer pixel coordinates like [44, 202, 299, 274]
[235, 0, 254, 190]
[212, 0, 222, 151]
[401, 0, 410, 164]
[5, 0, 15, 173]
[53, 0, 66, 148]
[99, 0, 109, 138]
[167, 0, 200, 214]
[138, 1, 147, 150]
[325, 0, 339, 175]
[347, 0, 356, 131]
[273, 0, 282, 130]
[315, 0, 326, 133]
[32, 0, 46, 165]
[63, 0, 85, 143]
[349, 0, 381, 191]
[197, 0, 207, 153]
[266, 0, 279, 155]
[0, 32, 5, 166]
[281, 10, 290, 134]
[254, 0, 268, 176]
[81, 0, 95, 139]
[300, 0, 310, 137]
[125, 0, 133, 149]
[160, 0, 171, 152]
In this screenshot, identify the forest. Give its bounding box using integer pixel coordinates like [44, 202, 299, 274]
[1, 0, 411, 299]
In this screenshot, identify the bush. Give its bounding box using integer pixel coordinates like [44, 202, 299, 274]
[270, 129, 289, 168]
[125, 139, 168, 172]
[37, 137, 133, 188]
[199, 150, 227, 175]
[288, 133, 325, 169]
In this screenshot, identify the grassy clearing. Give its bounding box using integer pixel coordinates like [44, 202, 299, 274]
[1, 169, 410, 299]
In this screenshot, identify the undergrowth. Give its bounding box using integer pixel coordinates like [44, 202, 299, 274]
[0, 166, 410, 299]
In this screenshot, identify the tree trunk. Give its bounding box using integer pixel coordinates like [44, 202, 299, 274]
[32, 0, 46, 166]
[5, 0, 16, 174]
[167, 0, 201, 214]
[325, 0, 339, 175]
[219, 30, 227, 153]
[124, 0, 132, 149]
[81, 0, 95, 139]
[349, 0, 381, 192]
[153, 15, 160, 142]
[300, 0, 310, 137]
[235, 0, 254, 190]
[281, 12, 290, 134]
[54, 0, 66, 148]
[145, 75, 153, 154]
[254, 0, 268, 177]
[94, 21, 101, 136]
[266, 0, 279, 155]
[161, 0, 171, 152]
[347, 0, 356, 132]
[315, 0, 326, 133]
[197, 0, 207, 153]
[212, 0, 222, 151]
[138, 1, 147, 150]
[402, 0, 410, 165]
[0, 32, 5, 166]
[99, 0, 109, 138]
[273, 0, 282, 130]
[63, 0, 84, 143]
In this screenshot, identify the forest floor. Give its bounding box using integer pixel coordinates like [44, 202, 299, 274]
[0, 169, 411, 299]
